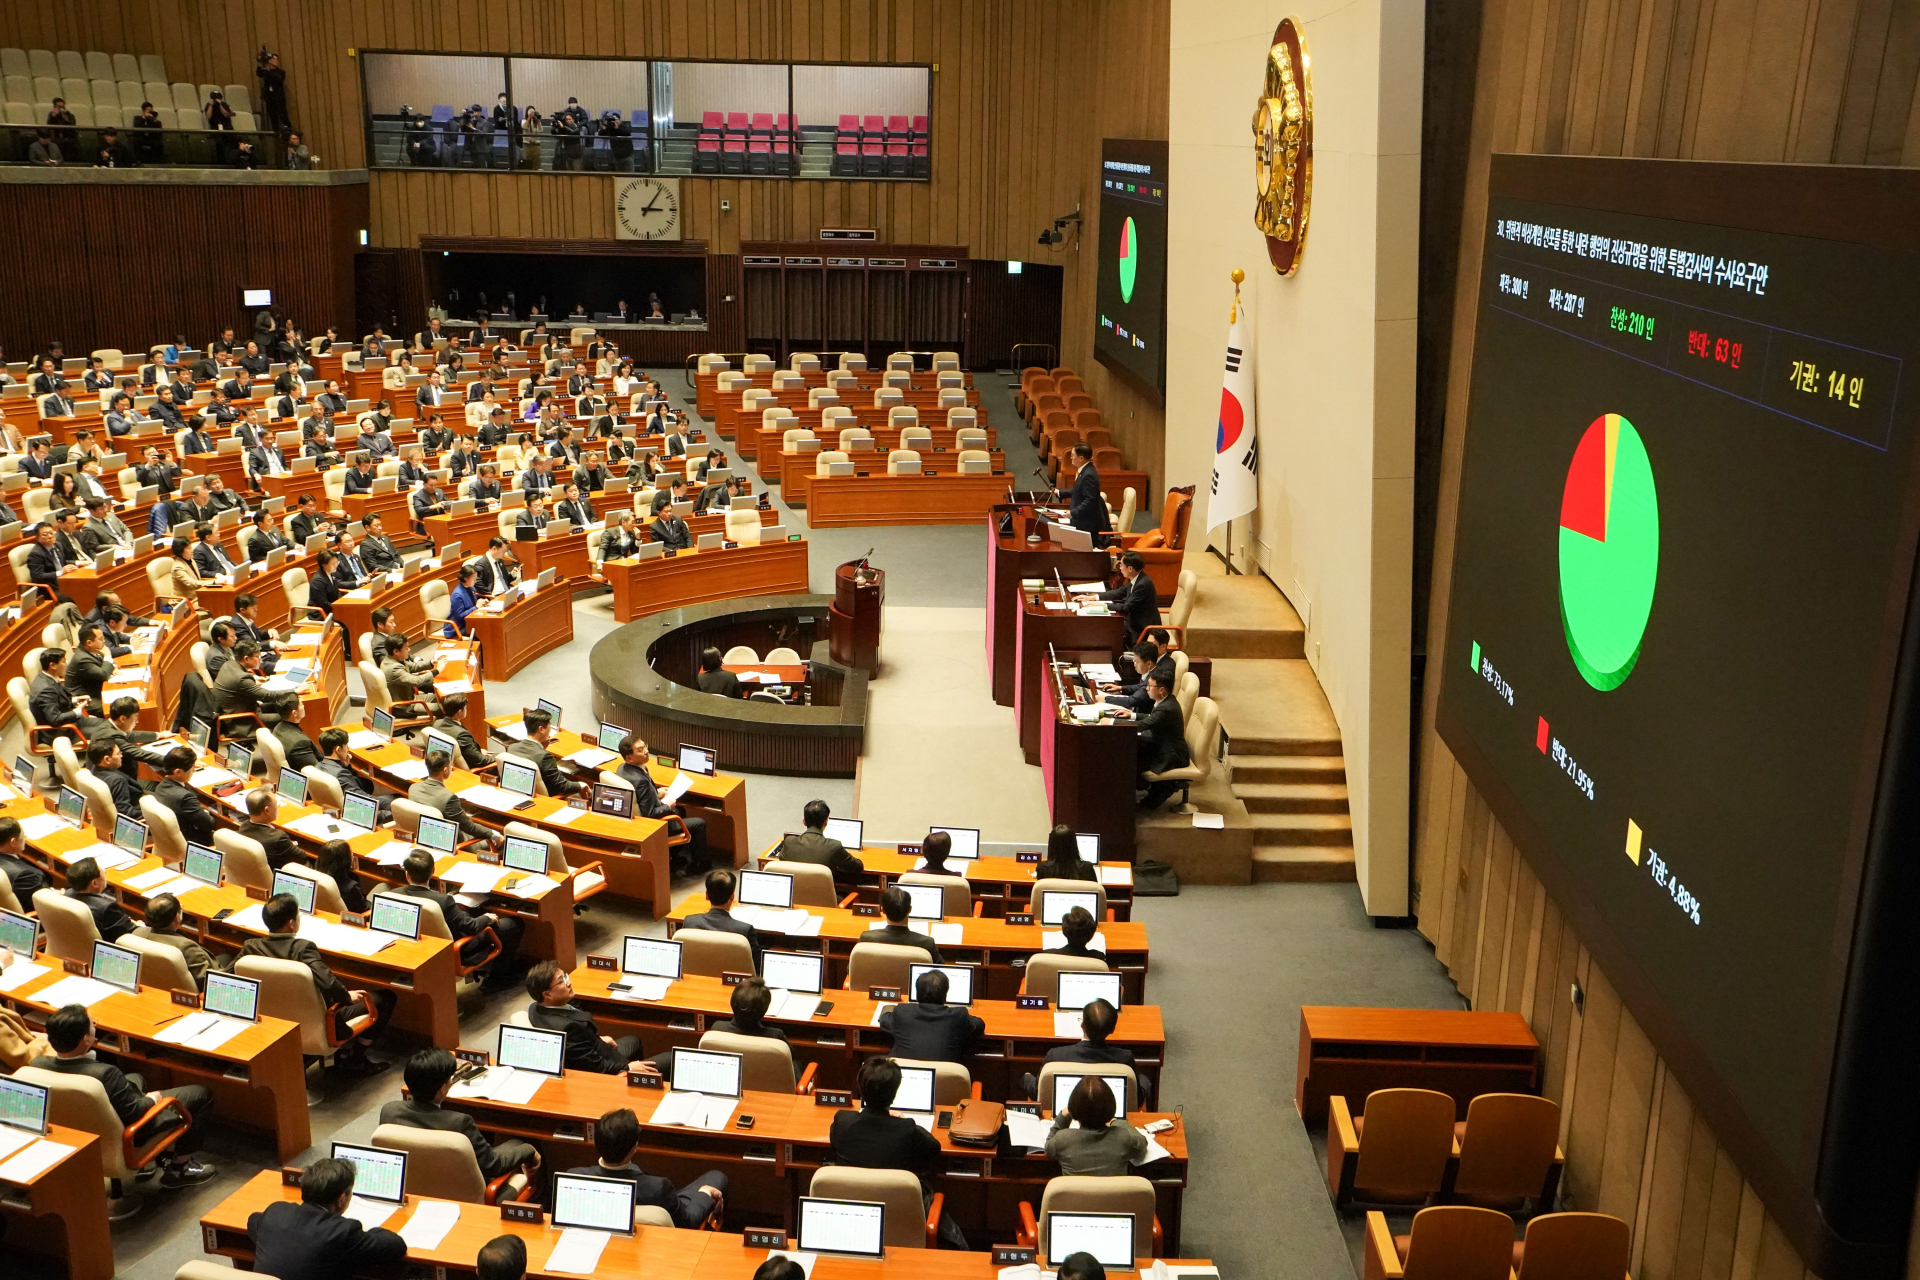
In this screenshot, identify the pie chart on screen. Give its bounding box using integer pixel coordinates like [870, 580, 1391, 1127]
[1558, 412, 1659, 691]
[1118, 216, 1139, 303]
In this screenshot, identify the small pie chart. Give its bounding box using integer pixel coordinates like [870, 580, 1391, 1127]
[1118, 216, 1139, 304]
[1559, 413, 1659, 691]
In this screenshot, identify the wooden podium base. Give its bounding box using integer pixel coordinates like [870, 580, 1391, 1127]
[829, 561, 884, 675]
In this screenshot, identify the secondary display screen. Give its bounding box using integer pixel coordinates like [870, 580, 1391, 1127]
[1094, 139, 1168, 398]
[1436, 156, 1920, 1249]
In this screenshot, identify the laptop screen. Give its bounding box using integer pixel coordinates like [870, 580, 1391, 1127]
[908, 962, 975, 1006]
[331, 1142, 407, 1204]
[0, 1075, 48, 1135]
[737, 869, 793, 908]
[551, 1172, 635, 1234]
[56, 786, 86, 826]
[415, 813, 458, 854]
[502, 835, 548, 873]
[892, 1065, 936, 1115]
[0, 908, 36, 957]
[496, 1023, 566, 1076]
[112, 813, 146, 854]
[677, 743, 715, 776]
[188, 719, 212, 750]
[622, 935, 681, 979]
[535, 698, 564, 725]
[900, 882, 945, 921]
[204, 971, 260, 1021]
[341, 791, 379, 831]
[369, 706, 394, 739]
[91, 940, 140, 994]
[761, 950, 823, 994]
[1047, 1212, 1136, 1267]
[796, 1198, 887, 1258]
[424, 730, 460, 764]
[271, 870, 316, 915]
[1053, 970, 1125, 1012]
[183, 843, 222, 886]
[928, 826, 981, 860]
[224, 741, 252, 773]
[369, 893, 421, 939]
[1075, 832, 1101, 863]
[670, 1047, 743, 1097]
[276, 766, 308, 805]
[499, 758, 538, 797]
[590, 782, 634, 819]
[597, 721, 630, 752]
[1051, 1072, 1130, 1119]
[1040, 889, 1101, 925]
[11, 755, 33, 792]
[821, 817, 862, 848]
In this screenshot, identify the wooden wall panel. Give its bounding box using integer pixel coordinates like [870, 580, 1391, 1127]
[4, 0, 1167, 492]
[1414, 6, 1920, 1276]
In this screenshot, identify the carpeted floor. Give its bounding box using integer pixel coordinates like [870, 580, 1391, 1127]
[52, 363, 1465, 1280]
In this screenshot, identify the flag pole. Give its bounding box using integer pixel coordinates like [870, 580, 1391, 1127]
[1224, 268, 1244, 575]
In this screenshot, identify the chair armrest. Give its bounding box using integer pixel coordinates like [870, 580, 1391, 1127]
[1017, 1200, 1038, 1248]
[1363, 1211, 1403, 1280]
[1328, 1094, 1360, 1203]
[484, 1170, 535, 1205]
[125, 1093, 190, 1168]
[838, 891, 859, 908]
[970, 1080, 983, 1100]
[796, 1061, 818, 1095]
[972, 900, 984, 917]
[1541, 1144, 1565, 1208]
[326, 991, 380, 1047]
[1151, 1214, 1162, 1257]
[925, 1190, 944, 1249]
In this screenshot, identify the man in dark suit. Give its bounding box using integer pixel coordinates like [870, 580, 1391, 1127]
[857, 886, 942, 962]
[408, 750, 500, 846]
[192, 522, 239, 578]
[614, 734, 708, 874]
[380, 1048, 539, 1179]
[64, 857, 135, 941]
[514, 495, 550, 531]
[1104, 640, 1173, 715]
[237, 786, 304, 871]
[315, 728, 390, 822]
[649, 498, 691, 551]
[62, 625, 116, 706]
[829, 1056, 941, 1178]
[469, 539, 518, 597]
[230, 595, 283, 673]
[415, 370, 448, 411]
[694, 646, 742, 697]
[1037, 998, 1154, 1107]
[85, 740, 142, 819]
[504, 708, 585, 796]
[248, 1158, 407, 1280]
[23, 523, 67, 601]
[879, 968, 984, 1064]
[777, 799, 865, 884]
[1063, 444, 1112, 535]
[214, 641, 268, 715]
[358, 513, 403, 573]
[432, 694, 496, 770]
[525, 960, 643, 1073]
[0, 817, 45, 909]
[566, 1107, 726, 1229]
[342, 456, 377, 494]
[411, 474, 450, 527]
[268, 696, 324, 773]
[678, 869, 762, 968]
[152, 745, 215, 844]
[555, 482, 596, 527]
[1088, 550, 1158, 641]
[18, 441, 53, 480]
[1128, 671, 1188, 807]
[395, 848, 522, 987]
[315, 380, 349, 415]
[288, 492, 327, 545]
[33, 1004, 215, 1186]
[237, 893, 393, 1051]
[29, 647, 84, 733]
[244, 510, 293, 563]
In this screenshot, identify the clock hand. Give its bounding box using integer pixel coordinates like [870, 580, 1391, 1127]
[641, 191, 662, 214]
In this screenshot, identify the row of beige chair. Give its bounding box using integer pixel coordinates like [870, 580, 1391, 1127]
[783, 420, 984, 450]
[811, 447, 992, 476]
[719, 644, 804, 665]
[1329, 1089, 1563, 1212]
[1367, 1206, 1629, 1280]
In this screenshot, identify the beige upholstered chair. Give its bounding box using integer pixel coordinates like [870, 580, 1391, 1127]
[846, 941, 924, 990]
[815, 449, 850, 476]
[237, 953, 377, 1063]
[278, 861, 346, 915]
[725, 507, 762, 546]
[1019, 952, 1109, 1001]
[118, 932, 198, 994]
[957, 448, 991, 475]
[887, 449, 921, 475]
[213, 828, 273, 894]
[700, 1029, 812, 1093]
[898, 871, 971, 917]
[33, 888, 101, 963]
[1142, 696, 1222, 813]
[893, 1057, 974, 1105]
[760, 859, 842, 907]
[370, 1122, 533, 1205]
[71, 769, 119, 837]
[677, 929, 754, 977]
[16, 1064, 192, 1216]
[301, 765, 345, 811]
[809, 1167, 937, 1248]
[1024, 1175, 1159, 1261]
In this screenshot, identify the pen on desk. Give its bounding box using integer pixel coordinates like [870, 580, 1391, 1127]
[150, 1011, 189, 1028]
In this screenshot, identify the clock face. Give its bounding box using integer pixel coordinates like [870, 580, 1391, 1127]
[614, 177, 681, 241]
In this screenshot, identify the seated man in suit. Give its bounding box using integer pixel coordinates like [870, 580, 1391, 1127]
[829, 1057, 965, 1250]
[358, 512, 404, 573]
[1102, 640, 1172, 715]
[648, 494, 691, 550]
[315, 728, 390, 822]
[342, 456, 378, 495]
[678, 869, 763, 968]
[249, 1158, 407, 1280]
[237, 786, 305, 871]
[1081, 550, 1158, 642]
[214, 640, 268, 715]
[613, 734, 709, 874]
[858, 885, 943, 962]
[84, 740, 143, 819]
[64, 857, 135, 941]
[380, 1048, 539, 1181]
[469, 538, 518, 597]
[268, 695, 324, 773]
[0, 817, 45, 908]
[63, 624, 117, 706]
[77, 497, 132, 556]
[504, 707, 585, 796]
[516, 494, 551, 531]
[381, 634, 441, 715]
[567, 1107, 726, 1230]
[599, 510, 641, 561]
[694, 646, 742, 697]
[34, 1004, 216, 1186]
[777, 799, 865, 884]
[1052, 905, 1109, 966]
[23, 523, 69, 603]
[152, 745, 216, 844]
[555, 482, 596, 527]
[134, 893, 214, 991]
[394, 848, 522, 989]
[1034, 997, 1153, 1108]
[1124, 670, 1188, 808]
[431, 694, 496, 769]
[409, 749, 501, 847]
[411, 473, 450, 528]
[30, 646, 84, 735]
[525, 960, 644, 1074]
[236, 892, 394, 1061]
[229, 594, 282, 673]
[77, 694, 163, 782]
[191, 521, 240, 579]
[288, 492, 330, 546]
[244, 509, 293, 563]
[879, 967, 984, 1064]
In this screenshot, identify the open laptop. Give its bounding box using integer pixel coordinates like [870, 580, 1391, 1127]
[678, 744, 715, 776]
[1053, 969, 1125, 1011]
[796, 1197, 887, 1259]
[368, 707, 395, 740]
[669, 1047, 743, 1097]
[496, 1023, 567, 1076]
[822, 817, 863, 848]
[907, 962, 976, 1006]
[271, 869, 316, 915]
[1050, 1071, 1131, 1118]
[1040, 889, 1102, 925]
[90, 939, 141, 995]
[369, 893, 422, 940]
[535, 697, 563, 725]
[330, 1142, 408, 1205]
[0, 908, 37, 958]
[553, 1172, 638, 1234]
[423, 729, 460, 763]
[899, 882, 945, 921]
[203, 971, 261, 1021]
[928, 826, 981, 860]
[737, 869, 794, 909]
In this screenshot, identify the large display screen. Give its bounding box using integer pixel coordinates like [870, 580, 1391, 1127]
[1437, 156, 1920, 1274]
[1094, 139, 1167, 398]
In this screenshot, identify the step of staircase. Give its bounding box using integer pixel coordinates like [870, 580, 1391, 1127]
[1231, 734, 1344, 757]
[1231, 754, 1347, 785]
[1233, 782, 1350, 814]
[1247, 811, 1353, 846]
[1253, 845, 1358, 882]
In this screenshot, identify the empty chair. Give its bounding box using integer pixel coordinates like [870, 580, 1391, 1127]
[810, 1167, 938, 1248]
[84, 51, 112, 81]
[815, 449, 850, 476]
[27, 50, 57, 79]
[111, 53, 138, 82]
[700, 1029, 812, 1093]
[765, 646, 802, 664]
[1511, 1211, 1631, 1280]
[721, 644, 758, 664]
[899, 425, 932, 447]
[1174, 671, 1199, 722]
[677, 928, 754, 977]
[1020, 952, 1109, 1001]
[169, 81, 197, 114]
[57, 51, 85, 79]
[33, 889, 100, 964]
[888, 405, 918, 430]
[0, 50, 28, 80]
[846, 941, 924, 990]
[222, 83, 250, 113]
[139, 54, 167, 82]
[62, 76, 90, 105]
[1327, 1088, 1457, 1208]
[1020, 1175, 1159, 1261]
[838, 428, 873, 451]
[1364, 1205, 1517, 1280]
[724, 507, 761, 546]
[3, 78, 28, 105]
[955, 426, 988, 449]
[887, 448, 921, 475]
[1449, 1093, 1563, 1211]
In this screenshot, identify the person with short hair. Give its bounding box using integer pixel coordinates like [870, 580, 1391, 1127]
[694, 645, 741, 697]
[1058, 1253, 1109, 1280]
[380, 1047, 540, 1179]
[1053, 905, 1109, 965]
[317, 727, 389, 822]
[237, 893, 394, 1063]
[214, 639, 268, 714]
[1127, 670, 1188, 808]
[878, 967, 984, 1064]
[395, 847, 522, 987]
[678, 868, 762, 967]
[524, 960, 644, 1073]
[776, 799, 864, 884]
[135, 893, 213, 989]
[830, 1055, 941, 1174]
[35, 1004, 214, 1185]
[248, 1157, 407, 1280]
[0, 817, 44, 907]
[614, 734, 708, 875]
[1035, 997, 1152, 1107]
[430, 693, 494, 769]
[566, 1106, 727, 1228]
[709, 975, 789, 1042]
[65, 857, 133, 941]
[381, 633, 441, 715]
[857, 886, 942, 962]
[84, 739, 141, 818]
[1083, 550, 1158, 640]
[1046, 1073, 1147, 1176]
[1063, 442, 1112, 535]
[238, 785, 304, 870]
[504, 707, 583, 795]
[476, 1236, 526, 1280]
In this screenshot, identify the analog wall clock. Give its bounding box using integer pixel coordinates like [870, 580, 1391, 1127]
[614, 176, 682, 241]
[1251, 17, 1312, 276]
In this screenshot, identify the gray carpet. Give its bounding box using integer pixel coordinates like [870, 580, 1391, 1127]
[82, 365, 1460, 1280]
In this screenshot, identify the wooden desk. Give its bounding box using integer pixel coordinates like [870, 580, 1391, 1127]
[568, 968, 1166, 1101]
[0, 598, 54, 733]
[196, 552, 315, 634]
[332, 558, 461, 645]
[755, 425, 1000, 476]
[56, 546, 169, 617]
[804, 473, 1014, 528]
[202, 1171, 1215, 1279]
[255, 469, 328, 509]
[0, 1123, 113, 1280]
[516, 527, 592, 584]
[1015, 593, 1127, 766]
[1295, 1006, 1542, 1124]
[765, 841, 1138, 921]
[1042, 661, 1140, 865]
[666, 896, 1151, 1003]
[340, 488, 413, 531]
[467, 580, 576, 680]
[985, 508, 1112, 707]
[0, 959, 311, 1160]
[423, 507, 506, 552]
[784, 451, 1007, 507]
[605, 540, 811, 623]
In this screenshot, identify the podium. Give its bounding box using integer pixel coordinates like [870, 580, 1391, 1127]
[830, 560, 884, 675]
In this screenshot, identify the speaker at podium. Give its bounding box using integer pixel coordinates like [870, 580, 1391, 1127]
[830, 556, 883, 676]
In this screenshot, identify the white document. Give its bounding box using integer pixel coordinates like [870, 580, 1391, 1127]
[346, 730, 386, 749]
[608, 975, 673, 1002]
[1190, 812, 1225, 830]
[0, 962, 49, 992]
[564, 746, 617, 769]
[1098, 865, 1134, 886]
[453, 784, 520, 811]
[364, 840, 412, 867]
[1053, 1011, 1085, 1038]
[438, 862, 506, 893]
[387, 759, 430, 781]
[225, 903, 268, 933]
[498, 871, 558, 899]
[399, 1199, 463, 1250]
[342, 587, 375, 602]
[31, 975, 122, 1008]
[869, 1003, 894, 1028]
[183, 1016, 251, 1053]
[1134, 1135, 1174, 1166]
[1004, 1111, 1053, 1150]
[152, 874, 202, 897]
[189, 767, 238, 789]
[1042, 931, 1109, 953]
[660, 772, 695, 805]
[545, 804, 585, 827]
[1043, 601, 1071, 610]
[908, 1112, 935, 1131]
[1081, 664, 1121, 682]
[751, 907, 819, 935]
[1069, 705, 1104, 724]
[693, 1096, 735, 1129]
[0, 1126, 35, 1161]
[453, 1065, 549, 1106]
[453, 892, 489, 910]
[16, 813, 68, 840]
[343, 1195, 397, 1230]
[766, 1253, 816, 1277]
[286, 812, 372, 841]
[772, 990, 822, 1021]
[434, 679, 475, 696]
[155, 1011, 220, 1044]
[0, 1138, 77, 1184]
[544, 1228, 611, 1276]
[125, 865, 180, 892]
[1067, 582, 1108, 593]
[649, 1090, 700, 1128]
[929, 922, 966, 946]
[491, 721, 530, 741]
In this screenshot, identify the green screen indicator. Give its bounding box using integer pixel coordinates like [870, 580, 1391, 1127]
[1118, 216, 1139, 304]
[1558, 413, 1659, 690]
[1470, 640, 1481, 673]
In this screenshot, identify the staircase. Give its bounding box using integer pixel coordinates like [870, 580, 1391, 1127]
[1231, 738, 1354, 883]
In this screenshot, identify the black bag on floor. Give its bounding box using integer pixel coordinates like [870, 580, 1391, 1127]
[1132, 859, 1180, 896]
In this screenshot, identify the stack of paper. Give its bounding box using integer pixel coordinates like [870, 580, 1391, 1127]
[0, 962, 49, 992]
[31, 975, 122, 1008]
[0, 1125, 35, 1161]
[125, 865, 184, 892]
[285, 812, 372, 841]
[189, 767, 238, 789]
[769, 990, 823, 1021]
[0, 1137, 77, 1183]
[1081, 664, 1121, 682]
[492, 721, 530, 741]
[1098, 865, 1133, 886]
[1068, 582, 1107, 593]
[155, 1012, 249, 1052]
[17, 813, 70, 841]
[1004, 1110, 1053, 1151]
[930, 922, 966, 946]
[1042, 930, 1109, 953]
[455, 784, 523, 812]
[449, 1065, 548, 1106]
[545, 805, 585, 827]
[435, 678, 474, 695]
[343, 1195, 396, 1229]
[544, 1228, 611, 1276]
[363, 840, 412, 867]
[869, 1004, 894, 1027]
[608, 975, 673, 1002]
[1052, 1011, 1085, 1038]
[1138, 1265, 1220, 1280]
[1134, 1134, 1174, 1166]
[398, 1199, 462, 1250]
[733, 907, 822, 935]
[661, 773, 695, 805]
[386, 759, 430, 781]
[498, 872, 558, 900]
[564, 746, 618, 769]
[302, 920, 396, 957]
[439, 862, 507, 894]
[650, 1091, 735, 1130]
[224, 903, 268, 933]
[346, 730, 387, 749]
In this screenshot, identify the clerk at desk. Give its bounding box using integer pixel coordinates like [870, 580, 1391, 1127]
[1080, 550, 1159, 640]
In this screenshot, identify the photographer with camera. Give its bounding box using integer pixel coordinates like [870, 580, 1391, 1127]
[257, 48, 291, 136]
